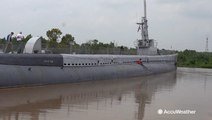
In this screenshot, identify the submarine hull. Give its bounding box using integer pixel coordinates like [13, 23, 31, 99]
[0, 54, 177, 88]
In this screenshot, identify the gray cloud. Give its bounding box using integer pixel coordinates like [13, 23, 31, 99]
[182, 2, 212, 19]
[0, 0, 212, 51]
[156, 0, 191, 4]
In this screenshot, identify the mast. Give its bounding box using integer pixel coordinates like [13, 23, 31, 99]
[144, 0, 147, 18]
[137, 0, 149, 42]
[136, 0, 157, 55]
[143, 0, 149, 40]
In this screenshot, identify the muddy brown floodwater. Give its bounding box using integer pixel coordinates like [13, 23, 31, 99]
[0, 67, 211, 120]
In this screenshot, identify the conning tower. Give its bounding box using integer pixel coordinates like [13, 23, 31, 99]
[137, 0, 157, 55]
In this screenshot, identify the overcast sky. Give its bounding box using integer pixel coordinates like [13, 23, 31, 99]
[0, 0, 212, 51]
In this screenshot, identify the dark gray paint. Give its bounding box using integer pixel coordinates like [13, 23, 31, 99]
[0, 54, 63, 66]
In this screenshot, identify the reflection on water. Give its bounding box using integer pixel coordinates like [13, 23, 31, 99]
[0, 68, 211, 120]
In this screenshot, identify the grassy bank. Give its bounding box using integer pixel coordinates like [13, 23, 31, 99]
[177, 50, 212, 68]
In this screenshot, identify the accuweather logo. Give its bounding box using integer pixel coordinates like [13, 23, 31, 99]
[157, 109, 196, 115]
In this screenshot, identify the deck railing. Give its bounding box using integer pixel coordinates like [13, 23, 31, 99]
[0, 43, 137, 55]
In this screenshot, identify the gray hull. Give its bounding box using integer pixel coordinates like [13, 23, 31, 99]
[0, 54, 177, 88]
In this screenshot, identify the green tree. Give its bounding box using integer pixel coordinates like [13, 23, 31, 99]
[40, 37, 48, 49]
[0, 37, 6, 50]
[81, 39, 100, 54]
[46, 28, 62, 42]
[90, 39, 99, 53]
[0, 37, 6, 44]
[58, 34, 75, 53]
[46, 28, 62, 53]
[60, 34, 75, 47]
[22, 34, 32, 43]
[177, 50, 212, 68]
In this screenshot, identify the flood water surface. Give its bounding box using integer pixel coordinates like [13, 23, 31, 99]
[0, 68, 211, 120]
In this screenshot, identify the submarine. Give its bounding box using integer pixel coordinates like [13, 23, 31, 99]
[0, 0, 177, 88]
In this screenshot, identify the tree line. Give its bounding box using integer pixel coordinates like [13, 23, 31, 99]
[177, 50, 212, 68]
[0, 28, 136, 54]
[1, 28, 211, 68]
